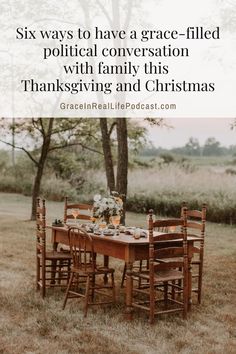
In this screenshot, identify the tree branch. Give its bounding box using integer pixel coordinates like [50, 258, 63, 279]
[0, 139, 39, 166]
[48, 142, 103, 155]
[108, 122, 117, 137]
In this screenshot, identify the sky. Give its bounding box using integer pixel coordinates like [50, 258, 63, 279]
[143, 118, 235, 148]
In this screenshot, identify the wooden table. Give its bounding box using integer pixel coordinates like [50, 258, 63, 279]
[51, 226, 201, 318]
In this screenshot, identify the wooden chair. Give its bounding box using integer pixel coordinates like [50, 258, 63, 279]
[181, 202, 207, 304]
[64, 197, 93, 223]
[36, 198, 72, 298]
[131, 209, 188, 324]
[62, 227, 116, 317]
[120, 226, 169, 288]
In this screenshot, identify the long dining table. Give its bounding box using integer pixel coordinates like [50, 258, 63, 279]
[51, 225, 202, 318]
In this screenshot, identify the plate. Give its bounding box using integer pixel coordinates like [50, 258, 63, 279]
[125, 227, 135, 235]
[93, 230, 101, 235]
[103, 230, 114, 236]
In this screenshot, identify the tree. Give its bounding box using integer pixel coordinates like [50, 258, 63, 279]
[116, 118, 128, 219]
[0, 118, 100, 220]
[202, 137, 222, 156]
[185, 137, 201, 156]
[99, 118, 163, 223]
[99, 118, 116, 192]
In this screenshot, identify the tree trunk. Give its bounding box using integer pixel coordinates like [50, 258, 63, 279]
[116, 118, 128, 224]
[99, 118, 115, 192]
[31, 119, 54, 220]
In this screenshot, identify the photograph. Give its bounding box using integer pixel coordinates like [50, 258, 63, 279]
[0, 117, 236, 354]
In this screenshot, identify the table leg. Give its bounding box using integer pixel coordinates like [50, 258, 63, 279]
[51, 229, 58, 284]
[125, 261, 133, 320]
[103, 255, 109, 284]
[52, 229, 58, 252]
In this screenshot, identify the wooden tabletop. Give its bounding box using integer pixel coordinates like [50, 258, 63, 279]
[50, 225, 203, 245]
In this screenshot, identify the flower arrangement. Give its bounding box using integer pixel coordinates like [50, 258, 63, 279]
[93, 192, 123, 221]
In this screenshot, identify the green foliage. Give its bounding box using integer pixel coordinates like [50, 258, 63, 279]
[202, 137, 222, 156]
[185, 137, 201, 156]
[0, 150, 10, 170]
[140, 138, 236, 157]
[41, 177, 78, 201]
[126, 191, 236, 225]
[159, 153, 175, 164]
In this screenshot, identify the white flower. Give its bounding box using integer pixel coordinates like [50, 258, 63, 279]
[94, 194, 101, 202]
[93, 193, 123, 218]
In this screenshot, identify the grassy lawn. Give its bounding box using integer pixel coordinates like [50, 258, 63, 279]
[0, 193, 236, 354]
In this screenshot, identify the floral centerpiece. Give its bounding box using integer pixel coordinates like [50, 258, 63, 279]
[93, 192, 123, 223]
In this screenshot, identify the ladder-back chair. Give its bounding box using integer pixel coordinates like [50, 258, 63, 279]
[120, 225, 170, 289]
[36, 198, 72, 298]
[62, 227, 116, 317]
[131, 209, 188, 324]
[181, 202, 207, 304]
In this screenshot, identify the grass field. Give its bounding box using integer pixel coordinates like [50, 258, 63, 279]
[0, 193, 236, 354]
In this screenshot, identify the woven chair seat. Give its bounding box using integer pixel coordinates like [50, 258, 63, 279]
[132, 269, 184, 283]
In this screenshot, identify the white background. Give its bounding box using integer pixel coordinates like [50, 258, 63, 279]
[0, 0, 235, 118]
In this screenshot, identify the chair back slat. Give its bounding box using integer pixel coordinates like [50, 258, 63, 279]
[153, 232, 184, 242]
[66, 203, 92, 210]
[154, 261, 184, 271]
[186, 210, 202, 218]
[66, 213, 91, 221]
[186, 221, 202, 230]
[153, 219, 184, 228]
[154, 246, 184, 258]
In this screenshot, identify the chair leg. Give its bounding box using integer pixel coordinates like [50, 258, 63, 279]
[50, 259, 57, 285]
[91, 274, 95, 301]
[84, 276, 91, 318]
[36, 256, 40, 291]
[103, 256, 109, 284]
[138, 261, 143, 288]
[58, 260, 66, 285]
[197, 263, 203, 304]
[149, 283, 155, 324]
[183, 277, 188, 319]
[171, 280, 176, 300]
[121, 263, 126, 288]
[164, 282, 168, 309]
[111, 272, 116, 303]
[67, 260, 71, 284]
[42, 262, 46, 298]
[62, 272, 74, 310]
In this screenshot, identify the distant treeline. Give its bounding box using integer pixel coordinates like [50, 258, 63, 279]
[141, 137, 236, 157]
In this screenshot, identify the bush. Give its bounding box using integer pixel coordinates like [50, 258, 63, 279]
[225, 168, 236, 175]
[126, 191, 236, 225]
[159, 153, 175, 164]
